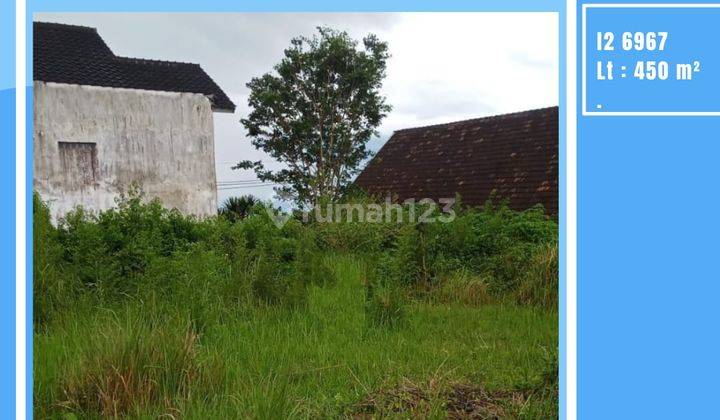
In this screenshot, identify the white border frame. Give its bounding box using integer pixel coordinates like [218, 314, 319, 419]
[582, 3, 720, 117]
[19, 7, 579, 420]
[16, 0, 27, 419]
[566, 1, 577, 419]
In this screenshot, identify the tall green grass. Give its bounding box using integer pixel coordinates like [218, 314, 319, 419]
[33, 192, 558, 418]
[35, 256, 557, 418]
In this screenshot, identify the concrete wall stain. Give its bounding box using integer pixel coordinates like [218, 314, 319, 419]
[34, 81, 218, 220]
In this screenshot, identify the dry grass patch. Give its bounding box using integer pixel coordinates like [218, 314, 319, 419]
[350, 378, 534, 419]
[56, 313, 224, 418]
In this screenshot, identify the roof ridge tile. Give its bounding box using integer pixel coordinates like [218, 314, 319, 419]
[394, 106, 558, 133]
[33, 20, 235, 112]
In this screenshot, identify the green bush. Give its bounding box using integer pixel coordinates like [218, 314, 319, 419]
[239, 210, 316, 307]
[34, 192, 329, 324]
[33, 193, 78, 327]
[360, 199, 557, 305]
[55, 189, 210, 300]
[59, 207, 122, 296]
[34, 190, 557, 327]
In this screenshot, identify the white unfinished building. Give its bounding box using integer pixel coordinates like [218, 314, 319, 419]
[33, 22, 235, 219]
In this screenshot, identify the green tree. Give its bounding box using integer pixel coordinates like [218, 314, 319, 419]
[236, 27, 391, 207]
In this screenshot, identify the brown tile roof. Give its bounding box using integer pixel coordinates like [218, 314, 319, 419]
[354, 106, 558, 214]
[33, 21, 235, 112]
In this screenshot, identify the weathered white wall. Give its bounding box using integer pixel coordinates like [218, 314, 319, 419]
[34, 81, 218, 220]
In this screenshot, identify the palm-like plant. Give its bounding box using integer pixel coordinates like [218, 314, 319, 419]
[219, 195, 258, 222]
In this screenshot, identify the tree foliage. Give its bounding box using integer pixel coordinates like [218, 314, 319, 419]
[236, 27, 391, 206]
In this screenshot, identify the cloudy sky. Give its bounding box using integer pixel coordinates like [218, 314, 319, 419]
[35, 13, 558, 206]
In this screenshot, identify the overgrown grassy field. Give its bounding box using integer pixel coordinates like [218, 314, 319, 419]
[34, 193, 558, 418]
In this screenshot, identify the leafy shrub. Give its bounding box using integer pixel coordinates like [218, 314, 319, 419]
[33, 193, 78, 327]
[240, 211, 313, 307]
[35, 191, 329, 324]
[352, 199, 558, 294]
[314, 219, 385, 253]
[55, 189, 209, 300]
[483, 243, 538, 294]
[59, 207, 121, 296]
[422, 201, 557, 301]
[247, 234, 324, 308]
[35, 190, 557, 328]
[361, 223, 436, 290]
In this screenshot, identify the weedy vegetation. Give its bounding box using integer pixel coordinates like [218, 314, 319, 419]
[34, 191, 558, 419]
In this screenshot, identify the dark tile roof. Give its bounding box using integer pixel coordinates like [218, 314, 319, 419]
[33, 21, 235, 112]
[355, 106, 558, 214]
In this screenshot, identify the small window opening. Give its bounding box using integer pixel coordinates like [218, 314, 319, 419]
[58, 142, 99, 188]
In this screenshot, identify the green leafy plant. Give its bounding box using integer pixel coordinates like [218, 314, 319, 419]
[219, 195, 259, 222]
[236, 27, 391, 205]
